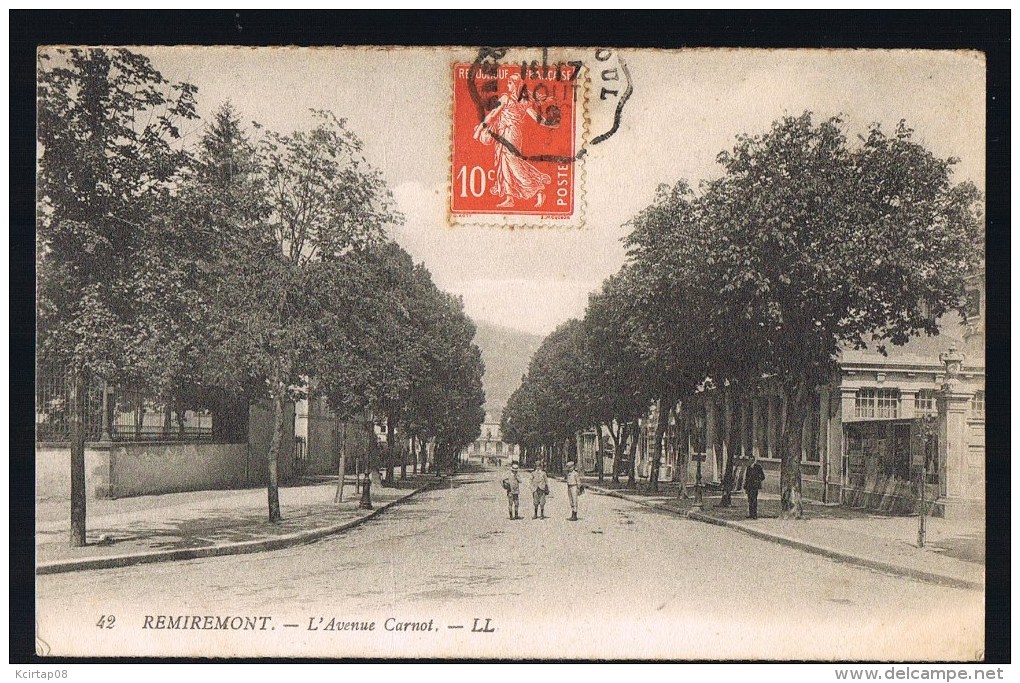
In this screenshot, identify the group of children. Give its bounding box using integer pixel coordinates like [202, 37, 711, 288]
[501, 460, 584, 521]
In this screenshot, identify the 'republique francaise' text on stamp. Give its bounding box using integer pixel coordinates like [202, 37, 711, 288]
[450, 58, 586, 228]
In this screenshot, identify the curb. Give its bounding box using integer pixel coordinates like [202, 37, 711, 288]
[686, 512, 984, 591]
[586, 484, 983, 592]
[36, 480, 438, 575]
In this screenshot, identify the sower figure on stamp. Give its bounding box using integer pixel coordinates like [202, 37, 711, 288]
[502, 462, 522, 520]
[473, 73, 557, 209]
[530, 461, 549, 519]
[743, 456, 766, 519]
[565, 460, 584, 521]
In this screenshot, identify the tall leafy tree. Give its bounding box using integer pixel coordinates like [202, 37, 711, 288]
[582, 271, 651, 485]
[162, 102, 269, 439]
[501, 376, 542, 464]
[199, 110, 398, 520]
[500, 320, 590, 472]
[622, 182, 718, 492]
[323, 242, 420, 485]
[37, 48, 198, 545]
[403, 273, 486, 475]
[703, 113, 983, 517]
[311, 243, 485, 483]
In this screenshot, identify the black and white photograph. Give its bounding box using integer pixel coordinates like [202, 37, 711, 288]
[18, 13, 1005, 665]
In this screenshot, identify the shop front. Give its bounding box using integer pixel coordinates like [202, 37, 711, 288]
[842, 418, 941, 515]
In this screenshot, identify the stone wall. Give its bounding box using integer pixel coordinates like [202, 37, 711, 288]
[37, 401, 302, 500]
[107, 442, 252, 498]
[36, 442, 252, 499]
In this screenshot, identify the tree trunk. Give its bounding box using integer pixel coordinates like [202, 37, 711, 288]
[135, 402, 144, 440]
[627, 420, 638, 487]
[720, 389, 736, 507]
[409, 436, 417, 475]
[595, 425, 605, 483]
[649, 397, 669, 493]
[400, 434, 407, 480]
[780, 382, 809, 519]
[163, 403, 172, 439]
[677, 406, 690, 498]
[267, 387, 285, 522]
[667, 404, 680, 482]
[69, 370, 87, 547]
[385, 413, 397, 485]
[610, 423, 623, 485]
[419, 437, 428, 474]
[335, 422, 347, 504]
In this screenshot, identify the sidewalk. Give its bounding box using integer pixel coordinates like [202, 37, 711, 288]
[581, 476, 984, 591]
[36, 474, 439, 574]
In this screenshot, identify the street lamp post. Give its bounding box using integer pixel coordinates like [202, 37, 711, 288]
[691, 410, 707, 510]
[692, 452, 706, 510]
[359, 476, 373, 510]
[915, 414, 938, 548]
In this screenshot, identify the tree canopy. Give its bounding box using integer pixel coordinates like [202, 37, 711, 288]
[501, 112, 983, 514]
[37, 51, 488, 531]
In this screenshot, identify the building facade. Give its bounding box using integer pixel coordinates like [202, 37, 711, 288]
[629, 296, 985, 519]
[469, 417, 520, 464]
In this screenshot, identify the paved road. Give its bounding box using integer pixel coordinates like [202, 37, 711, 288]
[36, 469, 983, 660]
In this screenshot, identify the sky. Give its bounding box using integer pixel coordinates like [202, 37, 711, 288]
[136, 47, 985, 336]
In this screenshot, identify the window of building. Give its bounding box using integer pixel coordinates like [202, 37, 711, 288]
[914, 389, 937, 416]
[855, 388, 900, 419]
[970, 391, 985, 418]
[965, 289, 981, 319]
[495, 441, 504, 455]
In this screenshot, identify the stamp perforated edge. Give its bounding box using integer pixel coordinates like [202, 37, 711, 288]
[446, 58, 590, 231]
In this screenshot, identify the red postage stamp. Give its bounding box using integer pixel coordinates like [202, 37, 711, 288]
[450, 61, 584, 227]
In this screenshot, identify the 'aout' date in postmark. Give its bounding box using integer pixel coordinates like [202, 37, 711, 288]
[450, 47, 632, 228]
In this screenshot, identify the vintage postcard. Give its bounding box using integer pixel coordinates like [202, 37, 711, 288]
[34, 45, 987, 661]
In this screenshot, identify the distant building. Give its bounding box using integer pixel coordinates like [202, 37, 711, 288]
[470, 415, 520, 463]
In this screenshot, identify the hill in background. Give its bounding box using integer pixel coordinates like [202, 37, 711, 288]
[472, 320, 544, 423]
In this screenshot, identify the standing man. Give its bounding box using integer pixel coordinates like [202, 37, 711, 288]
[502, 462, 522, 520]
[530, 461, 549, 519]
[743, 456, 766, 519]
[565, 460, 584, 521]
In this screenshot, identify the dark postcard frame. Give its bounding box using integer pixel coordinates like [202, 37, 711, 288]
[10, 10, 1009, 664]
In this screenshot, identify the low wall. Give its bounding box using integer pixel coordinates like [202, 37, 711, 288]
[36, 400, 307, 501]
[104, 442, 252, 498]
[36, 442, 253, 500]
[36, 444, 114, 502]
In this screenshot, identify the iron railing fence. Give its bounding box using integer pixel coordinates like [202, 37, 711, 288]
[36, 368, 213, 443]
[35, 369, 104, 442]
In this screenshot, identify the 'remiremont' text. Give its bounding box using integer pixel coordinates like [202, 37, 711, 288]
[143, 615, 272, 630]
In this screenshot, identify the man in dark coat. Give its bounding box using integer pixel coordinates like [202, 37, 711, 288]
[743, 456, 766, 519]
